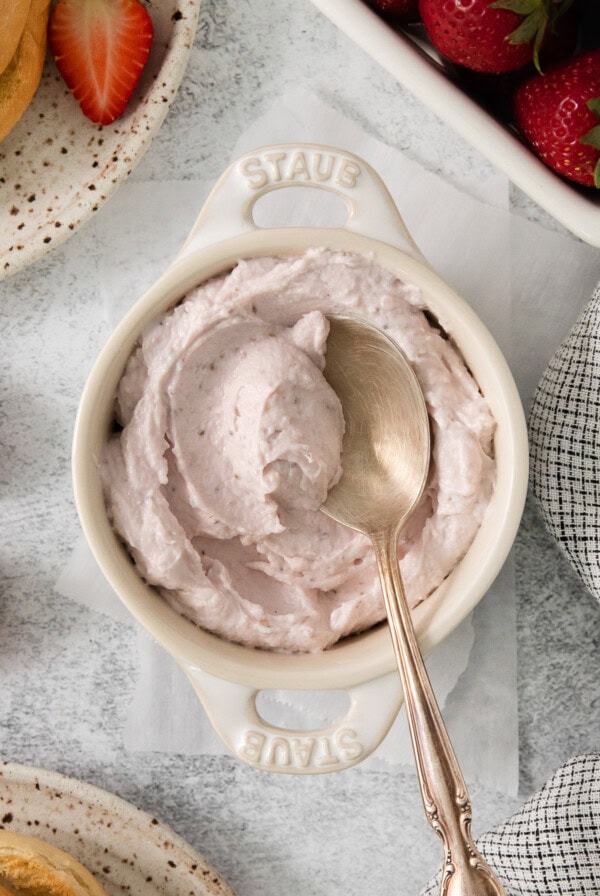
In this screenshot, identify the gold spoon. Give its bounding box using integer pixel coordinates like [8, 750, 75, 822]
[322, 315, 506, 896]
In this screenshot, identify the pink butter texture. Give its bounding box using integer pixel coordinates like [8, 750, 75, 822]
[101, 249, 495, 653]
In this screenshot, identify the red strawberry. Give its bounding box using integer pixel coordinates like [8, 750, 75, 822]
[418, 0, 573, 74]
[513, 49, 600, 188]
[440, 6, 578, 112]
[367, 0, 421, 22]
[48, 0, 154, 125]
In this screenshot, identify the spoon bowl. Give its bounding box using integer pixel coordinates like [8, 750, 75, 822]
[322, 314, 506, 896]
[322, 315, 430, 536]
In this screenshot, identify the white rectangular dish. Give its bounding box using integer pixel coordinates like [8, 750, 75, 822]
[310, 0, 600, 247]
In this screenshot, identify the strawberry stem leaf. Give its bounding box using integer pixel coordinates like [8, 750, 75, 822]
[508, 9, 545, 44]
[491, 0, 539, 14]
[594, 159, 600, 189]
[587, 97, 600, 118]
[491, 0, 574, 72]
[581, 126, 600, 150]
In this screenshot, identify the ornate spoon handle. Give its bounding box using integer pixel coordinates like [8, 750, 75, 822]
[373, 528, 506, 896]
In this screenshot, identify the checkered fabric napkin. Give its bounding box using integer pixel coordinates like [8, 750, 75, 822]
[421, 753, 600, 895]
[529, 281, 600, 599]
[421, 285, 600, 894]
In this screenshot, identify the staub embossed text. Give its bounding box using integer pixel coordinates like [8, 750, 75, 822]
[239, 727, 364, 770]
[239, 148, 362, 190]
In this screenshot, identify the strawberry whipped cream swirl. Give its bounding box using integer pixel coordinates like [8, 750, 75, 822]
[102, 248, 496, 653]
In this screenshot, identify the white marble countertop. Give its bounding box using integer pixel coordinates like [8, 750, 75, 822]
[2, 2, 600, 895]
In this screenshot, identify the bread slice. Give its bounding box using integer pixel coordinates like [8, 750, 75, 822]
[0, 831, 107, 896]
[0, 0, 51, 143]
[0, 0, 32, 74]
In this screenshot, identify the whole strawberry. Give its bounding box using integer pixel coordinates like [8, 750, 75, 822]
[367, 0, 421, 22]
[49, 0, 154, 126]
[418, 0, 573, 74]
[513, 49, 600, 187]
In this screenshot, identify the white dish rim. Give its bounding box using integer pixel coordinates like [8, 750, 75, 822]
[310, 0, 600, 247]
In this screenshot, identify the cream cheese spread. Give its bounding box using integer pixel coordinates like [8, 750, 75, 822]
[102, 248, 496, 653]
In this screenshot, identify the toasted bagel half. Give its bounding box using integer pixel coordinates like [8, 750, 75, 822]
[0, 0, 32, 74]
[0, 830, 107, 896]
[0, 0, 51, 143]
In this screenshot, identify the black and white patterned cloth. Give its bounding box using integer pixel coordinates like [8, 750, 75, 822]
[421, 283, 600, 895]
[529, 281, 600, 599]
[420, 753, 600, 895]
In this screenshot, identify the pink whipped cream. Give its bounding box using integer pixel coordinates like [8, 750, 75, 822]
[102, 248, 496, 653]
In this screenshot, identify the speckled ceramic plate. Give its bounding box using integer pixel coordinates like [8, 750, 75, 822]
[0, 0, 201, 281]
[0, 762, 235, 896]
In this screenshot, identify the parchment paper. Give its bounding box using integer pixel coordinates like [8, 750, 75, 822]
[55, 88, 600, 796]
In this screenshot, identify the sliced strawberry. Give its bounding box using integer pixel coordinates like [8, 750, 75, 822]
[48, 0, 154, 126]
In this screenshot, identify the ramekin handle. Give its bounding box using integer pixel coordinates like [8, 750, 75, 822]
[177, 143, 424, 261]
[183, 666, 403, 774]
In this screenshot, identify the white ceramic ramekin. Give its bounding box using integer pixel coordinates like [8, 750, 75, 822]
[72, 143, 529, 774]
